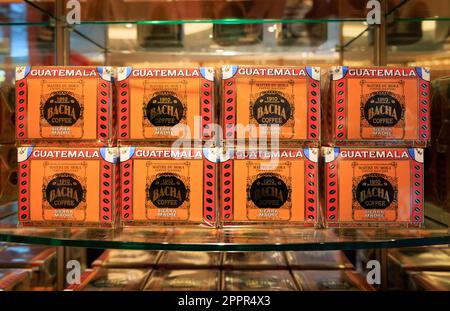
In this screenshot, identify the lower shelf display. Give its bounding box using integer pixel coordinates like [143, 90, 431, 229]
[0, 204, 449, 251]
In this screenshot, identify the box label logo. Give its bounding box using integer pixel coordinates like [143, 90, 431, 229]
[44, 173, 85, 209]
[42, 91, 83, 126]
[147, 174, 188, 208]
[354, 173, 396, 209]
[145, 91, 185, 127]
[362, 92, 403, 127]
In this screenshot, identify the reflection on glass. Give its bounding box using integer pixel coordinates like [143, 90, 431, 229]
[277, 0, 329, 47]
[137, 25, 184, 48]
[213, 24, 263, 46]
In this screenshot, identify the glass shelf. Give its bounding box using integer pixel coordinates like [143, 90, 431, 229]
[2, 0, 450, 26]
[0, 205, 449, 251]
[4, 17, 450, 27]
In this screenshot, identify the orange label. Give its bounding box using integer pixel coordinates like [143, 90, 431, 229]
[130, 159, 204, 223]
[235, 77, 307, 139]
[128, 77, 201, 140]
[28, 159, 101, 223]
[245, 161, 292, 221]
[25, 76, 99, 140]
[232, 159, 306, 223]
[42, 161, 88, 222]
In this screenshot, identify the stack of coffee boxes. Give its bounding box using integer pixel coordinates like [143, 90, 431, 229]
[219, 65, 321, 227]
[116, 66, 217, 227]
[323, 67, 431, 227]
[15, 66, 119, 227]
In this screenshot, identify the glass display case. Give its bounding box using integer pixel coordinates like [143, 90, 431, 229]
[0, 0, 449, 291]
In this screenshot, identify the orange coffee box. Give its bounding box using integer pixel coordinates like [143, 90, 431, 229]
[119, 146, 216, 226]
[221, 66, 320, 145]
[327, 66, 431, 146]
[15, 66, 114, 145]
[0, 144, 17, 205]
[17, 146, 119, 227]
[116, 67, 215, 143]
[220, 147, 319, 226]
[156, 251, 222, 269]
[323, 147, 424, 227]
[428, 77, 450, 212]
[0, 269, 32, 291]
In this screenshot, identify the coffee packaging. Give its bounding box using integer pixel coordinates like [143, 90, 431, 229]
[17, 146, 119, 227]
[0, 244, 56, 287]
[222, 252, 288, 269]
[327, 66, 430, 146]
[323, 147, 424, 227]
[116, 67, 215, 143]
[157, 251, 222, 269]
[409, 271, 450, 291]
[388, 247, 450, 289]
[220, 147, 319, 226]
[119, 147, 216, 226]
[286, 251, 354, 270]
[15, 66, 114, 145]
